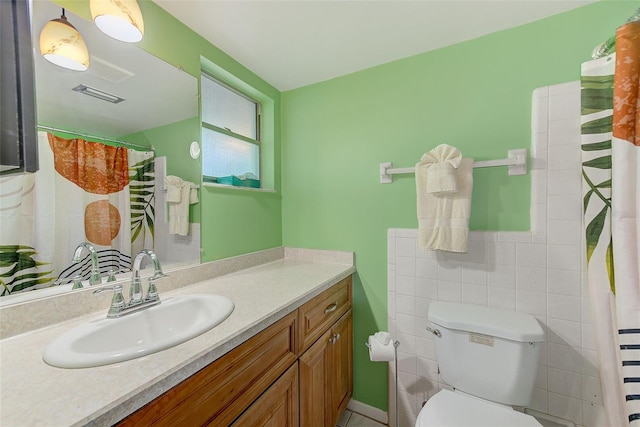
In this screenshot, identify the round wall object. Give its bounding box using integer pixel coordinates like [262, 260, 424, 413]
[190, 141, 201, 159]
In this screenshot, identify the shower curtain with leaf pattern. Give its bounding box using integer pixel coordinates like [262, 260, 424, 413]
[581, 21, 640, 426]
[0, 132, 155, 295]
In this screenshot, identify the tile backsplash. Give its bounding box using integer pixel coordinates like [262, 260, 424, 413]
[154, 156, 201, 264]
[386, 81, 606, 427]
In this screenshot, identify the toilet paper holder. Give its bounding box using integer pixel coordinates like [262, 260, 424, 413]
[365, 338, 400, 427]
[364, 340, 400, 350]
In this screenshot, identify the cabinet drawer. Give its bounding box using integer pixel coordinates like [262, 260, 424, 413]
[117, 311, 297, 427]
[298, 276, 352, 354]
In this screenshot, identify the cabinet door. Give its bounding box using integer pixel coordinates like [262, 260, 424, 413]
[230, 363, 299, 427]
[299, 328, 332, 426]
[330, 310, 353, 426]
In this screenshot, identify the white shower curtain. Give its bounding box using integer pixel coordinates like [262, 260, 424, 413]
[128, 149, 155, 256]
[0, 132, 155, 295]
[581, 20, 640, 426]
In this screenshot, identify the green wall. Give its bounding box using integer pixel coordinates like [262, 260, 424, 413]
[137, 0, 283, 262]
[56, 0, 283, 261]
[281, 1, 635, 410]
[128, 117, 201, 223]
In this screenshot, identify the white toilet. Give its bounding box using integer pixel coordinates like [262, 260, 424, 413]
[415, 301, 545, 427]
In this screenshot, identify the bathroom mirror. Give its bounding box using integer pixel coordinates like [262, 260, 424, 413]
[33, 0, 196, 139]
[0, 0, 200, 305]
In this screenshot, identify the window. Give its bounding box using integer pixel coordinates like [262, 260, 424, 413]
[201, 74, 261, 186]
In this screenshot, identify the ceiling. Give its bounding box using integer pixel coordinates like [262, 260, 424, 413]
[153, 0, 597, 91]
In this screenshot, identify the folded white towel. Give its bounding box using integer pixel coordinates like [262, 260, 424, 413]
[416, 157, 473, 253]
[164, 175, 184, 203]
[420, 144, 462, 195]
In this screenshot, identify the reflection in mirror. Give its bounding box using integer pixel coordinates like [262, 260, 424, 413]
[0, 1, 200, 305]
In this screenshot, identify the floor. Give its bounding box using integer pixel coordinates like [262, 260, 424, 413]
[336, 410, 387, 427]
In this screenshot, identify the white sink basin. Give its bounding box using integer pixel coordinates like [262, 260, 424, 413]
[43, 294, 234, 369]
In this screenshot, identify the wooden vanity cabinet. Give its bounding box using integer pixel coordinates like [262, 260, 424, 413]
[117, 276, 352, 427]
[299, 276, 353, 427]
[299, 310, 353, 427]
[117, 311, 297, 427]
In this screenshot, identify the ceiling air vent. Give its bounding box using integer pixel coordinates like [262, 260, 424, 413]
[88, 56, 134, 83]
[72, 84, 125, 104]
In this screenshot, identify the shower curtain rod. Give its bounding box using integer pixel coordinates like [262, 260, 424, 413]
[592, 7, 640, 59]
[37, 125, 155, 152]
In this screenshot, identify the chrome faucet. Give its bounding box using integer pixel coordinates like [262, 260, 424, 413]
[72, 242, 101, 286]
[94, 249, 167, 318]
[131, 249, 167, 305]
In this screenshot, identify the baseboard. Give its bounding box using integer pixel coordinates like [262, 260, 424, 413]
[347, 398, 388, 424]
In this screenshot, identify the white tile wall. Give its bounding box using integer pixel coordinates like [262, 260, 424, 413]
[386, 81, 606, 427]
[154, 156, 201, 265]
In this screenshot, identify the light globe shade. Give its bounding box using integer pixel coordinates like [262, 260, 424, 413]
[39, 16, 89, 71]
[90, 0, 144, 43]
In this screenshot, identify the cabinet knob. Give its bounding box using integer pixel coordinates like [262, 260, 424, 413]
[329, 333, 340, 344]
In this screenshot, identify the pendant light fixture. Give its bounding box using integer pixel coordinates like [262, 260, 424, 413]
[90, 0, 144, 43]
[39, 9, 89, 71]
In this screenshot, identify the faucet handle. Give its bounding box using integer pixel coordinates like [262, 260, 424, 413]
[106, 269, 117, 282]
[71, 275, 84, 290]
[93, 284, 126, 317]
[145, 277, 160, 302]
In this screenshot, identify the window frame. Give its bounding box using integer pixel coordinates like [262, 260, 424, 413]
[200, 72, 262, 184]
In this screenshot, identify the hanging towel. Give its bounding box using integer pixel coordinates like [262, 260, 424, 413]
[420, 144, 462, 195]
[164, 175, 199, 236]
[415, 154, 473, 253]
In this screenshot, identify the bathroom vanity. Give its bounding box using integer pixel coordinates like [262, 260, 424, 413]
[118, 276, 352, 426]
[0, 247, 355, 426]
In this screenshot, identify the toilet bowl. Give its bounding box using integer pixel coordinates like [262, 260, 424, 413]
[415, 302, 544, 427]
[416, 389, 541, 427]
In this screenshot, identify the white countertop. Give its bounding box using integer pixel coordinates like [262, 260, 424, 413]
[0, 254, 355, 426]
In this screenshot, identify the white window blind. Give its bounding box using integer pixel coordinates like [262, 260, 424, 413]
[201, 74, 260, 182]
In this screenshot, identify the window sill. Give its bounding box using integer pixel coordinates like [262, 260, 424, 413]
[202, 182, 276, 193]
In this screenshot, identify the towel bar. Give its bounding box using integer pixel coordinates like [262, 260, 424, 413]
[161, 184, 199, 191]
[380, 148, 527, 183]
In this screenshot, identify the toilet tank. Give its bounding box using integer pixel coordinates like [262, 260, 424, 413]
[428, 302, 544, 406]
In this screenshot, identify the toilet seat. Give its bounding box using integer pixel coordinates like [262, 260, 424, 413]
[415, 390, 542, 427]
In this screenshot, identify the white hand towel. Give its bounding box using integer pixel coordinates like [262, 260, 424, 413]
[415, 157, 473, 253]
[189, 187, 199, 204]
[420, 144, 462, 195]
[164, 176, 198, 236]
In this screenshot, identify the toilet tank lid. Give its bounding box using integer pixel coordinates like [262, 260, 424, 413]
[428, 302, 544, 342]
